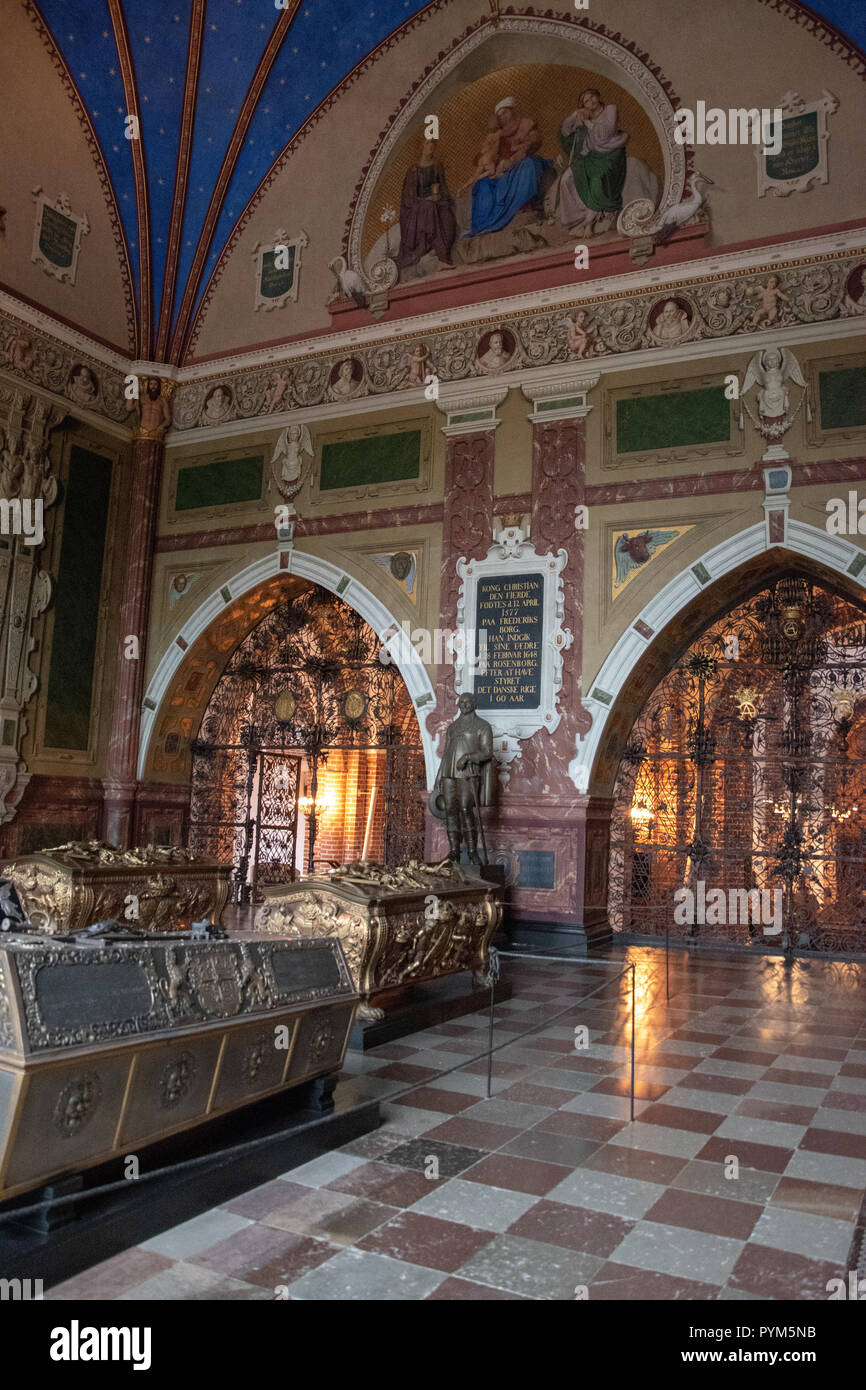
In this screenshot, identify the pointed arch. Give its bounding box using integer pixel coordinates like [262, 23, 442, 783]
[138, 548, 438, 786]
[572, 520, 866, 794]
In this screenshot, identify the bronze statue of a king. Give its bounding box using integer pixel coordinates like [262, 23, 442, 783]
[429, 693, 494, 864]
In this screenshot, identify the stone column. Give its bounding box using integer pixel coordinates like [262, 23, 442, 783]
[494, 374, 609, 949]
[424, 388, 506, 858]
[102, 376, 175, 847]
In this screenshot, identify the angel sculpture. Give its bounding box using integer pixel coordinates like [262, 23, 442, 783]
[741, 346, 809, 457]
[615, 529, 679, 588]
[270, 422, 313, 511]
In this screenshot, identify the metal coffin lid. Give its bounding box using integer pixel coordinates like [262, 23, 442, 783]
[1, 844, 223, 877]
[0, 936, 356, 1059]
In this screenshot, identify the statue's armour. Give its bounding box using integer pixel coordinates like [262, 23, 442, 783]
[439, 717, 491, 780]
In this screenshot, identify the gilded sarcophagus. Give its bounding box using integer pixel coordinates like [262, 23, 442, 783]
[255, 860, 502, 1021]
[0, 933, 357, 1200]
[1, 841, 230, 935]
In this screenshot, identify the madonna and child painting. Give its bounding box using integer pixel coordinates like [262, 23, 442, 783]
[366, 67, 663, 282]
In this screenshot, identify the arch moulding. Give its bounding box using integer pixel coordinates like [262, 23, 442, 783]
[138, 549, 439, 787]
[347, 12, 687, 276]
[570, 519, 866, 794]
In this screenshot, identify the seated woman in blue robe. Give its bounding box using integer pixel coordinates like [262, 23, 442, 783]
[461, 97, 552, 238]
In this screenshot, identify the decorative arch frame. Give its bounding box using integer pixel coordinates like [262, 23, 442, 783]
[346, 12, 688, 276]
[138, 549, 439, 786]
[571, 520, 866, 795]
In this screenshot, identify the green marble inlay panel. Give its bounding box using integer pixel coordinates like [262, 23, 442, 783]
[616, 388, 729, 453]
[537, 396, 584, 412]
[818, 367, 866, 431]
[175, 455, 264, 511]
[450, 411, 492, 425]
[320, 430, 421, 491]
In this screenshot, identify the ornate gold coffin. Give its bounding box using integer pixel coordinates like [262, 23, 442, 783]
[1, 841, 230, 935]
[0, 934, 357, 1200]
[255, 860, 502, 1021]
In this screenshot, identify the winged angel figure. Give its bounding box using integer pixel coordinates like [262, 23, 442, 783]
[270, 422, 313, 511]
[741, 347, 808, 449]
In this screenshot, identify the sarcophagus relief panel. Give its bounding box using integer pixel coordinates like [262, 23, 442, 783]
[1, 841, 231, 935]
[256, 859, 502, 1020]
[0, 934, 357, 1201]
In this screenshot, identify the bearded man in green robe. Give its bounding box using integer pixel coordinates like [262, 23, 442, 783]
[555, 88, 629, 232]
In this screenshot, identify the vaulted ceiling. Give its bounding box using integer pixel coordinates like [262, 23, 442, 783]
[25, 0, 865, 365]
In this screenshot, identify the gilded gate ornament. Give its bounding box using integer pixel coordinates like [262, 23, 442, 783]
[733, 687, 761, 720]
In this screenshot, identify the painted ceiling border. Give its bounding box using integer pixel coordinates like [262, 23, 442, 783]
[154, 0, 206, 360]
[168, 0, 304, 364]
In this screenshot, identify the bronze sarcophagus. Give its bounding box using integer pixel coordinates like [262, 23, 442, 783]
[1, 841, 230, 935]
[0, 933, 357, 1200]
[255, 860, 502, 1021]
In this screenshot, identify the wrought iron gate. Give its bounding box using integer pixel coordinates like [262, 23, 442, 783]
[188, 587, 426, 900]
[608, 576, 866, 954]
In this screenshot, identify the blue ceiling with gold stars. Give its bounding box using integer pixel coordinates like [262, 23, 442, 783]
[27, 0, 865, 363]
[31, 0, 428, 360]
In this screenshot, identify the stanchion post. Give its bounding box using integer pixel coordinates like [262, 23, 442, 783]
[630, 962, 636, 1122]
[486, 946, 500, 1099]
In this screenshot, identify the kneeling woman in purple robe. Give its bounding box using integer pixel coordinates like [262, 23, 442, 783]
[396, 138, 456, 271]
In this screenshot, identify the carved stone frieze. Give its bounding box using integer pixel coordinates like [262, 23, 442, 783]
[0, 311, 126, 423]
[1, 248, 863, 440]
[164, 249, 866, 434]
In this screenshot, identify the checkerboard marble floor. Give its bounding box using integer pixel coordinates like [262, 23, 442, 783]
[47, 947, 866, 1301]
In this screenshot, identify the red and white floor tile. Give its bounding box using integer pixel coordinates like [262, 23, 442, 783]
[47, 948, 866, 1301]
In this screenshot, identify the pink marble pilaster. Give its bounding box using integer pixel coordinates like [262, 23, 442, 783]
[102, 436, 164, 847]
